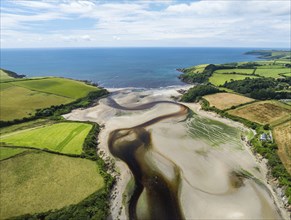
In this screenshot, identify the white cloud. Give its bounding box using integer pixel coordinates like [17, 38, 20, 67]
[113, 36, 121, 40]
[1, 0, 290, 48]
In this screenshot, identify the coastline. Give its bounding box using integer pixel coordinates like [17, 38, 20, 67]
[64, 85, 289, 219]
[183, 101, 289, 219]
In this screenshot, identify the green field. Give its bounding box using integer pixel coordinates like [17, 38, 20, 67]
[0, 147, 28, 160]
[209, 73, 258, 86]
[0, 85, 73, 121]
[215, 69, 255, 75]
[0, 76, 101, 121]
[183, 64, 208, 74]
[0, 70, 13, 81]
[256, 65, 286, 69]
[274, 60, 291, 65]
[254, 68, 290, 78]
[11, 77, 99, 99]
[0, 151, 104, 219]
[1, 122, 92, 154]
[0, 119, 54, 135]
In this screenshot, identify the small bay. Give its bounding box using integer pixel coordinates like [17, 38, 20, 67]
[1, 47, 259, 88]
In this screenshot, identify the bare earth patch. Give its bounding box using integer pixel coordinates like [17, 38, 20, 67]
[204, 92, 254, 110]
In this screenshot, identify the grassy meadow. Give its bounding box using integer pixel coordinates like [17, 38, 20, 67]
[1, 122, 92, 155]
[11, 77, 99, 99]
[228, 100, 291, 126]
[0, 151, 104, 219]
[0, 69, 102, 121]
[0, 147, 28, 160]
[183, 64, 208, 74]
[214, 68, 255, 75]
[0, 85, 73, 121]
[209, 73, 258, 86]
[204, 93, 255, 110]
[254, 68, 290, 78]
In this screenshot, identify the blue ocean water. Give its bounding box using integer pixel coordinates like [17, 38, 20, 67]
[0, 48, 260, 88]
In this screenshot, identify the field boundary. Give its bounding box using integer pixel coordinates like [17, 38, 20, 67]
[223, 100, 258, 111]
[10, 81, 76, 99]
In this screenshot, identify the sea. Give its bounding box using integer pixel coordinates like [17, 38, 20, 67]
[0, 47, 261, 88]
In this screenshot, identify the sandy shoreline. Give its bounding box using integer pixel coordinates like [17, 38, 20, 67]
[183, 102, 289, 219]
[64, 85, 289, 220]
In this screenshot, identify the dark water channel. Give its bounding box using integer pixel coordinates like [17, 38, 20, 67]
[107, 98, 188, 219]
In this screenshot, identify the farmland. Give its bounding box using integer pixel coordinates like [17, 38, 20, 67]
[203, 92, 254, 110]
[273, 121, 291, 174]
[0, 119, 53, 135]
[181, 64, 208, 74]
[11, 77, 99, 99]
[0, 85, 73, 121]
[228, 100, 291, 126]
[209, 73, 258, 86]
[214, 68, 255, 75]
[1, 122, 92, 155]
[0, 151, 104, 219]
[0, 75, 103, 121]
[0, 147, 28, 160]
[255, 68, 290, 78]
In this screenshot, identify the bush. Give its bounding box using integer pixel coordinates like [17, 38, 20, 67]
[181, 85, 220, 102]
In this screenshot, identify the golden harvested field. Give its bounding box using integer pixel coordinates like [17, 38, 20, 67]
[228, 100, 291, 126]
[204, 92, 254, 110]
[273, 121, 291, 174]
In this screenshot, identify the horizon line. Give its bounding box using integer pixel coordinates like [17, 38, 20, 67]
[1, 46, 290, 50]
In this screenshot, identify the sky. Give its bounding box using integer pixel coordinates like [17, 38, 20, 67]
[1, 0, 290, 48]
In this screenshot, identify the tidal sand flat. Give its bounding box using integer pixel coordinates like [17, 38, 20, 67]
[64, 87, 286, 219]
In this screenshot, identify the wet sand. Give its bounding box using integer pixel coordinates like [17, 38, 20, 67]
[64, 86, 289, 220]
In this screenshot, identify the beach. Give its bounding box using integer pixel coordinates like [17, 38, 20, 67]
[64, 86, 289, 220]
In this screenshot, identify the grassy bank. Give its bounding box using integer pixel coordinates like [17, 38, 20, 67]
[1, 122, 93, 155]
[0, 151, 104, 219]
[0, 70, 108, 123]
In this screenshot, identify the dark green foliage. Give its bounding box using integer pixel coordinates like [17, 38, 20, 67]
[181, 85, 220, 102]
[237, 62, 262, 69]
[223, 77, 291, 100]
[263, 124, 270, 130]
[82, 123, 100, 160]
[251, 136, 291, 203]
[277, 76, 291, 85]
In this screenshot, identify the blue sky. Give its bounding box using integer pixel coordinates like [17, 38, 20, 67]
[1, 0, 290, 48]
